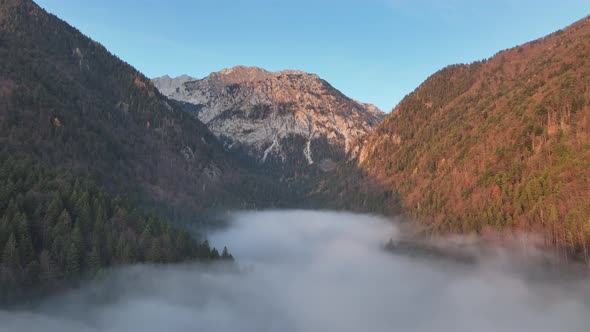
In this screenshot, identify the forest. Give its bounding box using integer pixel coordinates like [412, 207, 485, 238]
[360, 17, 590, 262]
[0, 153, 232, 302]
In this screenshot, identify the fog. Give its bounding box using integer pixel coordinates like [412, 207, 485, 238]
[2, 210, 590, 332]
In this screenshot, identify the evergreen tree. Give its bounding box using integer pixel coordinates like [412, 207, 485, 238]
[2, 234, 19, 270]
[65, 243, 80, 279]
[38, 250, 55, 284]
[85, 246, 101, 277]
[18, 234, 34, 267]
[148, 239, 162, 263]
[210, 247, 220, 260]
[221, 246, 233, 260]
[46, 194, 63, 224]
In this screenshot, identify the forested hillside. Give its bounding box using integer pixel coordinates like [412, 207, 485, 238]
[0, 0, 249, 301]
[361, 16, 590, 261]
[0, 0, 286, 214]
[0, 154, 232, 302]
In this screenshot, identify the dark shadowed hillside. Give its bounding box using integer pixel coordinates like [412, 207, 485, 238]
[361, 16, 590, 260]
[0, 0, 286, 212]
[0, 0, 274, 300]
[0, 154, 231, 302]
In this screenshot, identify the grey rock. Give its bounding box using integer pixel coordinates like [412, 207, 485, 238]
[153, 66, 384, 174]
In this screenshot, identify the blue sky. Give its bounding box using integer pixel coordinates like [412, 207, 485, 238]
[36, 0, 589, 111]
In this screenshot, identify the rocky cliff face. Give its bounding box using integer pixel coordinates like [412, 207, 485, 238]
[153, 66, 384, 175]
[152, 74, 197, 96]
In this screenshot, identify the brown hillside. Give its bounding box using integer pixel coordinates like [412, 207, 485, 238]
[361, 16, 590, 260]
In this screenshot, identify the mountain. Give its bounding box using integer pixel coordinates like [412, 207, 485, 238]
[153, 66, 384, 176]
[0, 0, 262, 298]
[360, 16, 590, 259]
[0, 0, 285, 213]
[152, 74, 197, 96]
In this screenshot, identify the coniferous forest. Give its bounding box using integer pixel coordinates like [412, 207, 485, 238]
[0, 153, 232, 302]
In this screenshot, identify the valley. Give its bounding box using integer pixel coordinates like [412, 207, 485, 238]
[2, 210, 590, 332]
[1, 0, 590, 330]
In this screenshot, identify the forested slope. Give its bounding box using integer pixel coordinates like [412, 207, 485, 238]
[0, 154, 232, 302]
[0, 0, 245, 301]
[0, 0, 285, 213]
[361, 16, 590, 260]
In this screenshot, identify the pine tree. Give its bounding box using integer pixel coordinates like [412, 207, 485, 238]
[71, 224, 83, 253]
[52, 209, 72, 239]
[148, 239, 162, 263]
[39, 250, 55, 284]
[46, 194, 63, 224]
[65, 243, 80, 279]
[221, 246, 233, 260]
[92, 208, 106, 251]
[210, 247, 220, 260]
[75, 193, 92, 236]
[85, 246, 101, 277]
[18, 234, 34, 267]
[116, 233, 131, 264]
[200, 239, 211, 258]
[2, 233, 19, 270]
[0, 216, 10, 246]
[139, 224, 152, 259]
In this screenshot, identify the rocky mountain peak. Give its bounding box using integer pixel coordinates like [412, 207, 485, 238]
[152, 74, 197, 96]
[153, 66, 384, 176]
[212, 65, 271, 83]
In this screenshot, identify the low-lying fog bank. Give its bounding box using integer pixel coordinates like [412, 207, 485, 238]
[1, 210, 590, 332]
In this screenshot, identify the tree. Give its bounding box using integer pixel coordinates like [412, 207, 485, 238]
[52, 209, 72, 239]
[210, 248, 220, 260]
[148, 239, 162, 263]
[71, 224, 83, 254]
[18, 234, 34, 267]
[39, 250, 56, 284]
[221, 246, 233, 260]
[548, 204, 560, 244]
[74, 193, 92, 235]
[85, 246, 101, 277]
[46, 194, 63, 224]
[116, 233, 131, 264]
[2, 234, 19, 270]
[65, 243, 80, 279]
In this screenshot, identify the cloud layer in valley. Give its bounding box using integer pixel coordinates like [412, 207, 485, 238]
[1, 210, 590, 332]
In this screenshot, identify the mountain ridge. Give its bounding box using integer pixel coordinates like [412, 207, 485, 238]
[360, 15, 590, 260]
[0, 0, 240, 299]
[0, 0, 294, 213]
[153, 66, 384, 176]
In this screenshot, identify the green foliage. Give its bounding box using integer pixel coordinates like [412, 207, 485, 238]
[0, 154, 230, 301]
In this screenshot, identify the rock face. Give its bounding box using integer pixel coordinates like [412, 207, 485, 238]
[152, 74, 197, 96]
[153, 66, 384, 175]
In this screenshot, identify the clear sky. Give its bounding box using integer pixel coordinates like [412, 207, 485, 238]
[36, 0, 589, 112]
